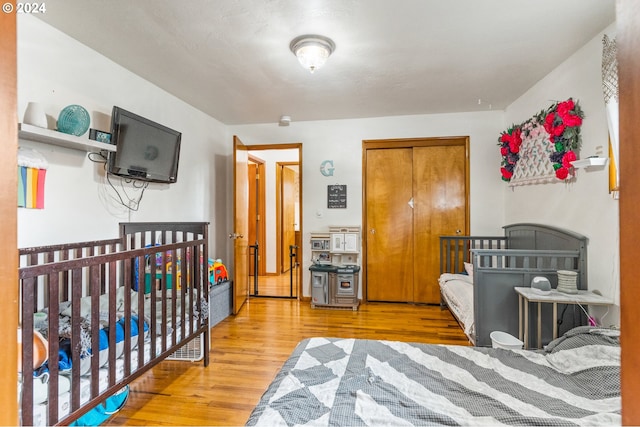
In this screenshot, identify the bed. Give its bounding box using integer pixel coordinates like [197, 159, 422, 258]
[18, 222, 210, 426]
[246, 326, 620, 426]
[439, 223, 588, 347]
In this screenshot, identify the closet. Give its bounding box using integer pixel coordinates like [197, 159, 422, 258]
[363, 137, 469, 304]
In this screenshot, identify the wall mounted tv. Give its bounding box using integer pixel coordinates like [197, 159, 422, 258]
[107, 106, 182, 183]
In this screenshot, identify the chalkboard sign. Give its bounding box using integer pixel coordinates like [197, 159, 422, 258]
[327, 185, 347, 208]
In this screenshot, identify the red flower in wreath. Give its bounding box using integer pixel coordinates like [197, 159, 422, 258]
[544, 113, 555, 134]
[562, 150, 577, 168]
[564, 115, 583, 127]
[498, 126, 522, 181]
[509, 129, 522, 153]
[501, 167, 513, 180]
[500, 128, 522, 153]
[552, 124, 566, 137]
[555, 167, 569, 180]
[557, 99, 583, 127]
[557, 99, 575, 117]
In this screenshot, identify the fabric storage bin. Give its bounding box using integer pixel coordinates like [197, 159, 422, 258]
[210, 280, 233, 327]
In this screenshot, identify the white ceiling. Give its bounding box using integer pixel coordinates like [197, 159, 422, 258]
[35, 0, 615, 125]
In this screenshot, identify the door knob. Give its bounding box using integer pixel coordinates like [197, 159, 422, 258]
[456, 229, 462, 235]
[229, 233, 244, 239]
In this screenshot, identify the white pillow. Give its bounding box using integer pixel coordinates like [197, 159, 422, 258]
[464, 262, 474, 282]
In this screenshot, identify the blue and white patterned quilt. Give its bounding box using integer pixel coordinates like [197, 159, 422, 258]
[246, 327, 620, 426]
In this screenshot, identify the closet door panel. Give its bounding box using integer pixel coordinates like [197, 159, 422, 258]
[366, 148, 414, 302]
[413, 144, 467, 304]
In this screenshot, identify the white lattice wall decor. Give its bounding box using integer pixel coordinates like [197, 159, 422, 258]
[510, 122, 560, 186]
[498, 98, 584, 186]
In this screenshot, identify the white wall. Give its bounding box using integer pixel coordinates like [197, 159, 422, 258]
[503, 24, 619, 325]
[17, 16, 230, 261]
[230, 110, 506, 297]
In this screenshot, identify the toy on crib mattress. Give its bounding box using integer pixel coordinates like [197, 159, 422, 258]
[135, 246, 193, 292]
[209, 259, 229, 284]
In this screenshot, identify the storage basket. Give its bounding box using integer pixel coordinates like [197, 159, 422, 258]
[556, 270, 578, 294]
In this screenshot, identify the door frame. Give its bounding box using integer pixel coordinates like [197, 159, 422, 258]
[248, 155, 267, 276]
[276, 161, 299, 274]
[242, 143, 303, 299]
[619, 1, 640, 422]
[0, 6, 18, 424]
[361, 137, 470, 303]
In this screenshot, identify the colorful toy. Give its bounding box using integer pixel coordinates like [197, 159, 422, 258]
[136, 251, 229, 291]
[209, 259, 229, 284]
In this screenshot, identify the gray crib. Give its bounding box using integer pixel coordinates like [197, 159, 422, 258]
[440, 223, 588, 347]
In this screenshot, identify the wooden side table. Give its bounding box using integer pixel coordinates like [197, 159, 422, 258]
[514, 287, 612, 349]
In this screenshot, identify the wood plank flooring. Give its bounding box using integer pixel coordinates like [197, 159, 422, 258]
[105, 298, 469, 426]
[249, 272, 299, 297]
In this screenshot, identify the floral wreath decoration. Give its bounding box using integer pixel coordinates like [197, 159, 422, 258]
[499, 98, 585, 182]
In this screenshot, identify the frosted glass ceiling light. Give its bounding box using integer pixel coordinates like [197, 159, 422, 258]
[290, 35, 335, 73]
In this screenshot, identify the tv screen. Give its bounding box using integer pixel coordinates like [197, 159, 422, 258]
[107, 106, 181, 183]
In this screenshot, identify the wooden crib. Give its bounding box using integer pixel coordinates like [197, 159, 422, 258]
[19, 222, 210, 426]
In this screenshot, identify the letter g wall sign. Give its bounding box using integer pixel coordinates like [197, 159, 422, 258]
[320, 160, 334, 177]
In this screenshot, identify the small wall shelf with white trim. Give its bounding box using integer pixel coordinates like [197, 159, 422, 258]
[571, 157, 608, 169]
[18, 123, 116, 152]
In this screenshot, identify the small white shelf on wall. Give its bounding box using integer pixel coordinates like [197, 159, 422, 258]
[571, 157, 608, 169]
[18, 123, 116, 152]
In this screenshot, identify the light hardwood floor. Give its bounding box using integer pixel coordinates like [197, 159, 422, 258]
[105, 298, 469, 426]
[249, 271, 300, 297]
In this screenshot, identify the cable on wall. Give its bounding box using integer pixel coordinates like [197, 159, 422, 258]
[88, 151, 149, 211]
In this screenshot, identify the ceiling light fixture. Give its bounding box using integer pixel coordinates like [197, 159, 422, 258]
[289, 34, 335, 74]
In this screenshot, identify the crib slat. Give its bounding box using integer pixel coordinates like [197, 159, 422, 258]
[187, 245, 194, 338]
[170, 248, 177, 348]
[195, 243, 203, 335]
[202, 226, 210, 367]
[20, 276, 35, 427]
[194, 242, 201, 334]
[175, 231, 182, 349]
[99, 244, 107, 294]
[134, 255, 145, 373]
[106, 259, 116, 383]
[48, 272, 60, 423]
[70, 268, 82, 415]
[89, 264, 101, 401]
[160, 249, 168, 352]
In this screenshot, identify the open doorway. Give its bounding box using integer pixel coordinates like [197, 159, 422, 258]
[246, 144, 302, 298]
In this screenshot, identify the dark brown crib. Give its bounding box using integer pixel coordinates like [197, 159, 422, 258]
[19, 222, 210, 426]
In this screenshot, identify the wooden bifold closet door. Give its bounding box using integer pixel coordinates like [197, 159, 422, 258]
[364, 138, 468, 304]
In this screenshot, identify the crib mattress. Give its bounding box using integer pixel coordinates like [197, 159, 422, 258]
[30, 325, 197, 426]
[439, 273, 474, 339]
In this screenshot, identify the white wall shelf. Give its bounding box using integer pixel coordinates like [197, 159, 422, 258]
[18, 123, 116, 152]
[571, 157, 607, 169]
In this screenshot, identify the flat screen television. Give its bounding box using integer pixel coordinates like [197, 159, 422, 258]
[107, 106, 181, 183]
